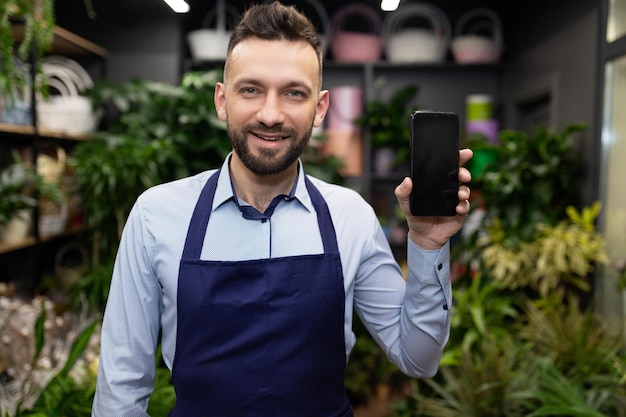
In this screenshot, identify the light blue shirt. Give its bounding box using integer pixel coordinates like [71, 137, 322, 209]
[92, 155, 452, 417]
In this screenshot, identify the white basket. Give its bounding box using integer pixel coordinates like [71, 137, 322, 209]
[187, 2, 239, 61]
[451, 8, 503, 64]
[39, 199, 68, 238]
[36, 57, 100, 135]
[383, 3, 451, 63]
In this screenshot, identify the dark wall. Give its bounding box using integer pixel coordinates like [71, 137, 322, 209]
[55, 3, 185, 85]
[500, 0, 602, 204]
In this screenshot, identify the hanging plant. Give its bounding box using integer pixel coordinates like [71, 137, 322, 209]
[0, 0, 55, 103]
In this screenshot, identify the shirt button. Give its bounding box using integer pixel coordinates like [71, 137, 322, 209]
[437, 263, 443, 271]
[443, 304, 448, 311]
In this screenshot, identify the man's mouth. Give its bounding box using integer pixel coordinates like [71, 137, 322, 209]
[253, 132, 288, 141]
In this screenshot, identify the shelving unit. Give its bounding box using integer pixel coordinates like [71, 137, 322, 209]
[0, 25, 107, 290]
[322, 60, 502, 208]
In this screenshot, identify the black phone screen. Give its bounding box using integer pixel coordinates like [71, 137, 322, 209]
[409, 111, 460, 216]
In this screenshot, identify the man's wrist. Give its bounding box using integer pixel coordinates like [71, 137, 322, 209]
[408, 231, 445, 251]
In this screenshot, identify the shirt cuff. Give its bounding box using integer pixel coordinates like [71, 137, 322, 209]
[407, 238, 452, 338]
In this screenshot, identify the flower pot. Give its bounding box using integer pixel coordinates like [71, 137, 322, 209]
[0, 209, 32, 244]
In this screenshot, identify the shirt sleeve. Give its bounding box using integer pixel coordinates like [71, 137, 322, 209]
[92, 199, 162, 417]
[353, 221, 451, 379]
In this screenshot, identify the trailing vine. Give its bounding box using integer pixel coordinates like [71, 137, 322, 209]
[0, 0, 55, 104]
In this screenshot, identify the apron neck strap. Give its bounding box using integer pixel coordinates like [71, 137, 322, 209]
[181, 169, 339, 260]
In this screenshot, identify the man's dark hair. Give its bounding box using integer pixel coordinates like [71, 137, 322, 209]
[226, 1, 323, 81]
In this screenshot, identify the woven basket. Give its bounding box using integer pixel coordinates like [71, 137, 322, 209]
[451, 8, 503, 64]
[37, 145, 66, 185]
[187, 2, 239, 61]
[37, 57, 100, 135]
[55, 242, 87, 286]
[383, 3, 451, 63]
[330, 4, 383, 62]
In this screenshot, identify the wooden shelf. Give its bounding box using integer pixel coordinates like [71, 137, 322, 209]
[0, 236, 37, 254]
[0, 227, 86, 255]
[11, 24, 108, 58]
[0, 123, 93, 141]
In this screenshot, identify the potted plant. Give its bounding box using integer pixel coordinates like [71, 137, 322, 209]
[0, 0, 55, 102]
[0, 151, 61, 243]
[354, 81, 419, 174]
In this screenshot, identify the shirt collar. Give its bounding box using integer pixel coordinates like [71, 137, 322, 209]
[212, 153, 314, 214]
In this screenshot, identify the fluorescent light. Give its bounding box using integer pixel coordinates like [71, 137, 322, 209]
[381, 0, 400, 11]
[163, 0, 190, 13]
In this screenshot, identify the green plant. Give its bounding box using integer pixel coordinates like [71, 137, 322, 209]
[511, 297, 626, 416]
[479, 124, 586, 244]
[1, 300, 99, 417]
[399, 334, 532, 417]
[443, 274, 521, 366]
[71, 133, 173, 265]
[71, 69, 230, 267]
[479, 203, 609, 297]
[0, 0, 54, 102]
[83, 70, 230, 180]
[0, 151, 61, 226]
[354, 81, 419, 167]
[392, 293, 626, 417]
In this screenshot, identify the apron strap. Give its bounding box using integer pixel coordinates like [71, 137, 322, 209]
[304, 175, 339, 254]
[182, 169, 339, 259]
[181, 170, 220, 260]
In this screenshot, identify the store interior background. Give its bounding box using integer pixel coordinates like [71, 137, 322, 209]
[2, 0, 626, 414]
[51, 0, 624, 370]
[54, 0, 601, 194]
[55, 0, 621, 313]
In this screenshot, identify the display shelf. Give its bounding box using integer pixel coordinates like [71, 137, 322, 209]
[1, 24, 105, 291]
[0, 123, 92, 141]
[11, 24, 108, 58]
[0, 226, 86, 255]
[0, 236, 37, 255]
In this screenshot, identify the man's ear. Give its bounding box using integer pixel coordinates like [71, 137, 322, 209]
[313, 89, 330, 128]
[214, 82, 227, 121]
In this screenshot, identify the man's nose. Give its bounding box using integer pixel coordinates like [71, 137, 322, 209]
[256, 93, 286, 126]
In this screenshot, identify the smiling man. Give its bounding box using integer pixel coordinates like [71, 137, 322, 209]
[91, 2, 472, 416]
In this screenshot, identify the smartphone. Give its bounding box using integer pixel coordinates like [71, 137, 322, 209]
[409, 111, 460, 217]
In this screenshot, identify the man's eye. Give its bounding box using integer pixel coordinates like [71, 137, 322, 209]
[287, 90, 304, 98]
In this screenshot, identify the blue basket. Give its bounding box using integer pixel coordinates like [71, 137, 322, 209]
[1, 100, 32, 126]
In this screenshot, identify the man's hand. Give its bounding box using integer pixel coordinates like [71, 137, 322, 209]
[394, 148, 473, 250]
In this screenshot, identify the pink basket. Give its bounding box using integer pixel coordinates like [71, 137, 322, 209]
[330, 4, 383, 62]
[451, 8, 503, 64]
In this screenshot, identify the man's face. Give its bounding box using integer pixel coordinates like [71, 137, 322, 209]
[214, 38, 329, 175]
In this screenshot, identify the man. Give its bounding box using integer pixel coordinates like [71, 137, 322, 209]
[92, 2, 472, 416]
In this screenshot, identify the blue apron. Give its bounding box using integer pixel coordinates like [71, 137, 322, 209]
[169, 170, 353, 417]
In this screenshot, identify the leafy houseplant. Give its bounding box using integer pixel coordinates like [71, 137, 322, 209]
[354, 81, 419, 171]
[0, 0, 55, 102]
[478, 123, 586, 244]
[72, 69, 230, 268]
[391, 122, 624, 417]
[0, 152, 61, 228]
[479, 202, 609, 297]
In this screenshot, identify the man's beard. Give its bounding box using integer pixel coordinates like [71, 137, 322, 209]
[228, 122, 312, 175]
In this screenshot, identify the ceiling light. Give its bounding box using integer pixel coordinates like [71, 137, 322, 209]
[381, 0, 400, 11]
[163, 0, 190, 13]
